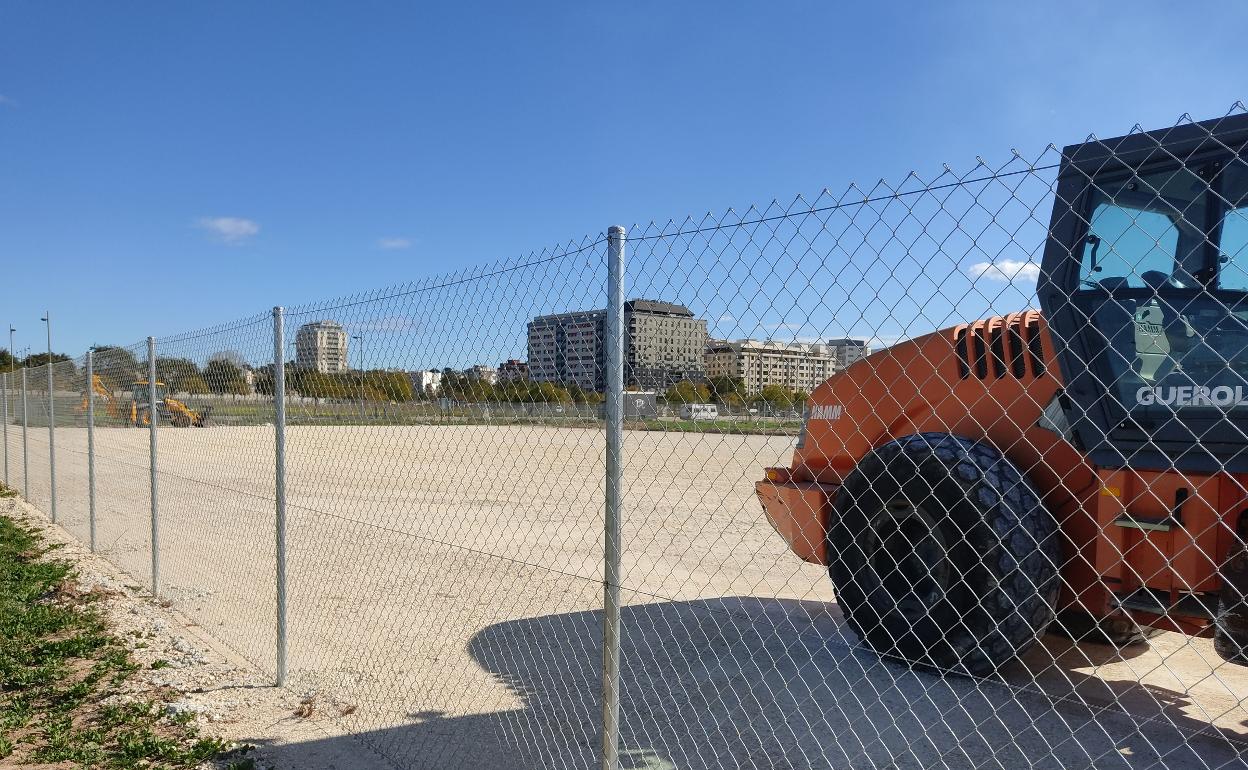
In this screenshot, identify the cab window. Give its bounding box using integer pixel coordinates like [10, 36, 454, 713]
[1217, 163, 1248, 291]
[1077, 168, 1208, 290]
[1220, 205, 1248, 291]
[1079, 203, 1179, 288]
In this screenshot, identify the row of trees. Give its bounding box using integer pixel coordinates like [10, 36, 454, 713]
[0, 346, 255, 397]
[440, 371, 603, 404]
[91, 348, 247, 396]
[252, 366, 416, 402]
[2, 346, 810, 410]
[665, 376, 809, 410]
[0, 350, 73, 371]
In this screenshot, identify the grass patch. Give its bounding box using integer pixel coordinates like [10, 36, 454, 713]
[0, 485, 231, 767]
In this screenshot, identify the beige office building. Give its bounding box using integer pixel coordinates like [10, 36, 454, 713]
[295, 320, 349, 373]
[624, 300, 708, 390]
[705, 339, 836, 393]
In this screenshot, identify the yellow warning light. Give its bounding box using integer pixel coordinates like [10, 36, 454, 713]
[765, 468, 787, 482]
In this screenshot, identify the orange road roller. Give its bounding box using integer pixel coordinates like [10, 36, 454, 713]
[757, 113, 1248, 676]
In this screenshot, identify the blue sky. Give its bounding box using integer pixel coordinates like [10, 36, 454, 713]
[1, 1, 1246, 362]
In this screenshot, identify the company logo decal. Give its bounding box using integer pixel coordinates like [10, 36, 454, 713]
[1136, 385, 1248, 408]
[809, 404, 843, 420]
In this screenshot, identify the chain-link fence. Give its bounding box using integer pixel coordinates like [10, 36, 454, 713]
[5, 108, 1248, 769]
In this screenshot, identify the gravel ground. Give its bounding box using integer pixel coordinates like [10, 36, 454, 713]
[4, 424, 1248, 769]
[0, 496, 378, 770]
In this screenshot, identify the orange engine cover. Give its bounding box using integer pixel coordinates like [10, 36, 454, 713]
[754, 311, 1246, 624]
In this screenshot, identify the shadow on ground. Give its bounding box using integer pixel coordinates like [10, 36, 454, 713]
[246, 598, 1248, 770]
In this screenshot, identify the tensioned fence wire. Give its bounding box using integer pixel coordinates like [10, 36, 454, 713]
[3, 107, 1248, 769]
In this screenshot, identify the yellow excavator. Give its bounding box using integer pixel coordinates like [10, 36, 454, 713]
[80, 375, 211, 427]
[80, 374, 124, 421]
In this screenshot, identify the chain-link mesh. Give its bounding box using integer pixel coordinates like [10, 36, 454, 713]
[5, 109, 1248, 769]
[277, 235, 609, 767]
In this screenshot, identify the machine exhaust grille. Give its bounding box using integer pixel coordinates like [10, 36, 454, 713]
[955, 312, 1045, 381]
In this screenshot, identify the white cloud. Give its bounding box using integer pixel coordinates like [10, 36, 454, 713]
[197, 216, 260, 243]
[967, 259, 1040, 283]
[378, 237, 412, 250]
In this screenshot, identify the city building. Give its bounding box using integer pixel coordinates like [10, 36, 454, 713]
[498, 359, 529, 382]
[826, 338, 871, 369]
[409, 369, 442, 396]
[464, 364, 498, 384]
[295, 320, 349, 373]
[624, 300, 709, 391]
[527, 300, 708, 392]
[527, 309, 607, 392]
[705, 339, 836, 394]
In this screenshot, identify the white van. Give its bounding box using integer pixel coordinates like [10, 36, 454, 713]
[678, 403, 719, 420]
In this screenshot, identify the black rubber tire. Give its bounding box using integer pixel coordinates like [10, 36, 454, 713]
[829, 433, 1061, 677]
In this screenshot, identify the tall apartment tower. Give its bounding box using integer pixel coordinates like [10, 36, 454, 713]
[826, 338, 871, 370]
[624, 300, 708, 390]
[295, 320, 349, 373]
[527, 299, 708, 392]
[527, 309, 607, 392]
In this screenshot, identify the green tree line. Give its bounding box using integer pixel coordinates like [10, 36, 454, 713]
[665, 375, 808, 410]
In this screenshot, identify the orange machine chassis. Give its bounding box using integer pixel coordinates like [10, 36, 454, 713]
[756, 312, 1248, 637]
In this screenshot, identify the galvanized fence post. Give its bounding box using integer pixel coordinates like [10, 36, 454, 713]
[2, 371, 8, 487]
[148, 336, 160, 596]
[602, 225, 626, 770]
[21, 368, 28, 499]
[44, 314, 56, 522]
[272, 306, 289, 687]
[87, 349, 97, 552]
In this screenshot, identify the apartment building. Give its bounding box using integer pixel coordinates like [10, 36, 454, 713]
[409, 369, 442, 396]
[295, 320, 349, 374]
[705, 339, 836, 394]
[464, 365, 498, 384]
[527, 309, 607, 392]
[826, 338, 871, 369]
[527, 300, 708, 392]
[624, 300, 709, 390]
[498, 359, 529, 382]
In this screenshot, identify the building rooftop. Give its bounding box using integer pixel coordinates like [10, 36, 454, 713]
[707, 339, 832, 354]
[529, 309, 607, 324]
[298, 320, 345, 330]
[624, 299, 694, 317]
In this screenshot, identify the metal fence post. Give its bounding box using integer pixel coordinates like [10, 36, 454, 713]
[43, 313, 56, 522]
[602, 225, 626, 770]
[20, 368, 28, 499]
[4, 326, 11, 487]
[148, 337, 160, 596]
[87, 349, 97, 552]
[2, 371, 8, 487]
[272, 306, 289, 687]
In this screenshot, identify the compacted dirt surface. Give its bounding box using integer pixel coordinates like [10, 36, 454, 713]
[5, 424, 1248, 769]
[1, 496, 389, 770]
